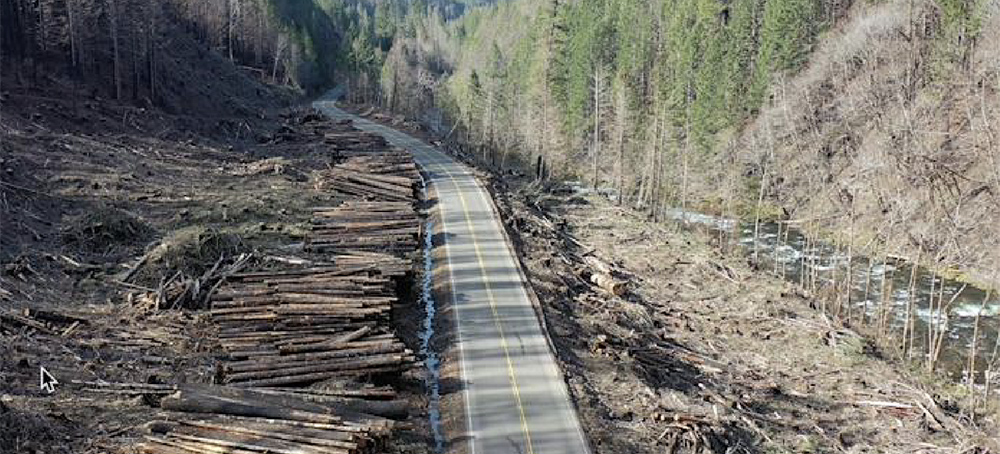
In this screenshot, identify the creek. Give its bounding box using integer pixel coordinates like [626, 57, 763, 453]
[419, 220, 445, 452]
[667, 208, 999, 381]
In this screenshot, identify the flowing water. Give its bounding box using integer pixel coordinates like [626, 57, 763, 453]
[666, 208, 1000, 381]
[419, 220, 445, 452]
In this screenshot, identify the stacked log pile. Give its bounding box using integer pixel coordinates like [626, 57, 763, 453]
[210, 262, 417, 387]
[307, 202, 420, 255]
[340, 154, 420, 181]
[324, 131, 387, 151]
[318, 128, 421, 201]
[317, 167, 417, 202]
[209, 120, 424, 388]
[137, 115, 429, 454]
[138, 385, 402, 454]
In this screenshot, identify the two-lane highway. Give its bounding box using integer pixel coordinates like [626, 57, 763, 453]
[314, 100, 591, 454]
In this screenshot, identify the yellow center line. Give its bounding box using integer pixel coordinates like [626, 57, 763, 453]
[339, 124, 536, 453]
[426, 157, 536, 454]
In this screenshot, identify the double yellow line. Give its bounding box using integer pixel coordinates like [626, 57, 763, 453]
[422, 152, 536, 454]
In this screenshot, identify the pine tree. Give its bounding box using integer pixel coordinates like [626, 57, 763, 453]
[752, 0, 819, 101]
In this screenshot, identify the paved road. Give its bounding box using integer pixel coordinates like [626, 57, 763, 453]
[314, 100, 590, 454]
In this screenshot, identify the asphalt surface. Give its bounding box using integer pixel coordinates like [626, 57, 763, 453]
[314, 101, 591, 454]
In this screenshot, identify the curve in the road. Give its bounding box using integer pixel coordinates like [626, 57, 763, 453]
[314, 101, 591, 454]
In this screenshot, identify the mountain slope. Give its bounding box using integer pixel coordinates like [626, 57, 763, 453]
[372, 0, 999, 287]
[727, 0, 1000, 285]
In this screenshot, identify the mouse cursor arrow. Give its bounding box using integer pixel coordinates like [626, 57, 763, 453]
[39, 366, 58, 394]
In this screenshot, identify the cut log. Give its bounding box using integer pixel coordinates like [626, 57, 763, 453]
[590, 272, 627, 296]
[278, 326, 372, 354]
[160, 388, 342, 424]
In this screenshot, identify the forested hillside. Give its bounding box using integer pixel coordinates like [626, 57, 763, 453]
[370, 0, 999, 287]
[381, 0, 852, 179]
[0, 0, 482, 112]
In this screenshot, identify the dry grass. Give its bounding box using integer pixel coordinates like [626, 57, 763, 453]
[143, 226, 245, 278]
[0, 400, 66, 454]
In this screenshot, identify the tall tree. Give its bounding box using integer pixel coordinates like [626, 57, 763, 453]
[110, 0, 121, 100]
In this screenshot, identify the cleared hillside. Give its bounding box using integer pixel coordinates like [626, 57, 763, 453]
[1, 2, 436, 453]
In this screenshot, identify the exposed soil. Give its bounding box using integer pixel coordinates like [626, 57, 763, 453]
[0, 92, 430, 453]
[482, 176, 1000, 453]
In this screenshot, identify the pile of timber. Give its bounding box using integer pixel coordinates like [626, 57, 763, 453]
[210, 261, 417, 387]
[122, 111, 426, 454]
[138, 385, 404, 454]
[319, 128, 421, 201]
[340, 154, 420, 181]
[317, 166, 417, 202]
[307, 201, 420, 255]
[210, 131, 423, 386]
[324, 131, 388, 152]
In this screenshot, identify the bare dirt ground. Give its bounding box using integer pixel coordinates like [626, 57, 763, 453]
[484, 177, 1000, 453]
[0, 94, 430, 453]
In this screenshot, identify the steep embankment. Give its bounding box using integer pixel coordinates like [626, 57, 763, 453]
[723, 0, 1000, 285]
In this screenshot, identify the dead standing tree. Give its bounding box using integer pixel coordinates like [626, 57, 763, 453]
[591, 63, 607, 189]
[612, 78, 628, 205]
[1, 0, 294, 104]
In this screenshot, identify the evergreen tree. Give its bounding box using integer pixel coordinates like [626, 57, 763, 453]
[752, 0, 819, 101]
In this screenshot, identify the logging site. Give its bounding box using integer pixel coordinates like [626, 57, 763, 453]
[2, 1, 1000, 454]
